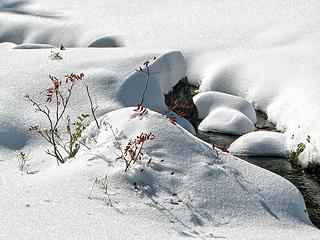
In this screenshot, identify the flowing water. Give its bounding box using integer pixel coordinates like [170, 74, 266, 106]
[196, 112, 320, 228]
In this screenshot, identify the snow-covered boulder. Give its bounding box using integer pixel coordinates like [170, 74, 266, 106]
[229, 131, 290, 157]
[117, 51, 187, 110]
[86, 36, 123, 48]
[116, 51, 194, 133]
[198, 107, 255, 135]
[13, 43, 56, 49]
[193, 91, 257, 123]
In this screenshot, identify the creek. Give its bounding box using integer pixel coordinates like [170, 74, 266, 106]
[196, 111, 320, 228]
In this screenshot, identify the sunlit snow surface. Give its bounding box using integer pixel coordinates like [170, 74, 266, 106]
[1, 0, 317, 165]
[1, 0, 320, 239]
[229, 131, 290, 157]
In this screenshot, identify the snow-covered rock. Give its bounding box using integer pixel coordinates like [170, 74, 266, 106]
[229, 131, 290, 157]
[86, 35, 123, 48]
[117, 51, 187, 111]
[116, 50, 194, 133]
[193, 91, 257, 123]
[198, 107, 255, 135]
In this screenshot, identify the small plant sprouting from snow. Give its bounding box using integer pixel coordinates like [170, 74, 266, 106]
[163, 98, 194, 125]
[17, 151, 29, 172]
[289, 135, 319, 170]
[117, 132, 155, 171]
[66, 113, 90, 158]
[136, 57, 157, 107]
[49, 51, 63, 60]
[88, 175, 113, 206]
[26, 73, 98, 164]
[289, 142, 306, 165]
[134, 104, 149, 117]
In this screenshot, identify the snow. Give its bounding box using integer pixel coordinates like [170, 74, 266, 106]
[229, 131, 290, 157]
[2, 107, 318, 239]
[0, 41, 16, 48]
[0, 47, 318, 238]
[198, 107, 256, 135]
[116, 50, 195, 133]
[193, 91, 257, 123]
[86, 35, 123, 48]
[1, 0, 320, 238]
[13, 43, 56, 49]
[117, 51, 187, 110]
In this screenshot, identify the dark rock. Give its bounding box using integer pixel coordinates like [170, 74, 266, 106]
[164, 77, 199, 130]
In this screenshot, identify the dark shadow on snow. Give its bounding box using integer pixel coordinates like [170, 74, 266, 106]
[0, 125, 30, 150]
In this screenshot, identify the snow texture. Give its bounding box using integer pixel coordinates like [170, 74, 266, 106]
[229, 131, 290, 157]
[0, 108, 317, 239]
[198, 107, 256, 135]
[1, 0, 320, 238]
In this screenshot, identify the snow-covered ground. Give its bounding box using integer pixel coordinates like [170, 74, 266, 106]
[2, 0, 319, 166]
[1, 0, 320, 239]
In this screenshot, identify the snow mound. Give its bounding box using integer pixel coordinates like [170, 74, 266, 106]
[1, 107, 318, 239]
[78, 107, 316, 238]
[193, 91, 257, 123]
[117, 51, 187, 111]
[86, 36, 123, 48]
[198, 107, 255, 135]
[0, 48, 194, 159]
[229, 131, 290, 157]
[0, 42, 16, 49]
[116, 50, 194, 133]
[285, 126, 320, 168]
[13, 43, 56, 49]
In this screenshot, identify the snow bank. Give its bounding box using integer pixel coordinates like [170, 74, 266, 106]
[0, 48, 194, 157]
[198, 107, 255, 135]
[13, 43, 56, 49]
[1, 0, 320, 166]
[0, 0, 320, 237]
[193, 91, 257, 123]
[0, 42, 16, 48]
[285, 125, 320, 168]
[86, 35, 123, 48]
[116, 50, 194, 133]
[229, 131, 290, 157]
[195, 48, 320, 166]
[117, 51, 187, 110]
[0, 108, 318, 239]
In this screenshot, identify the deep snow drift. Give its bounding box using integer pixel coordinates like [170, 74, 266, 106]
[0, 48, 318, 239]
[1, 0, 320, 168]
[1, 107, 319, 239]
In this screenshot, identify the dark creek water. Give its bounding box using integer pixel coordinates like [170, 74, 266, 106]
[197, 115, 320, 229]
